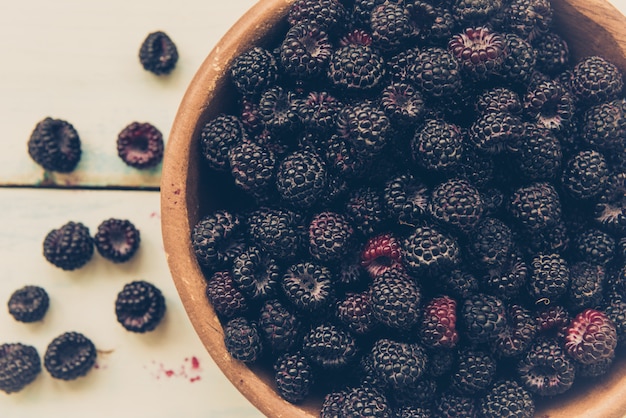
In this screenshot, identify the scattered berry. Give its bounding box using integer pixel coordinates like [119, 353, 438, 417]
[43, 221, 94, 271]
[138, 31, 178, 75]
[44, 332, 96, 381]
[27, 117, 81, 173]
[0, 343, 41, 393]
[115, 280, 166, 333]
[116, 122, 164, 169]
[94, 218, 140, 263]
[7, 285, 49, 323]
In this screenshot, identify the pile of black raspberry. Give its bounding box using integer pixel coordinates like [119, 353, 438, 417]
[191, 0, 626, 415]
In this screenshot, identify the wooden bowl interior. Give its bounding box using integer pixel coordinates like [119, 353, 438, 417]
[161, 0, 626, 417]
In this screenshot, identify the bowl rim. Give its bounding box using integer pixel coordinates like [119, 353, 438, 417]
[161, 0, 626, 417]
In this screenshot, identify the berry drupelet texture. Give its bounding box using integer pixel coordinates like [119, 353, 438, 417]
[223, 317, 263, 363]
[191, 210, 246, 272]
[28, 117, 82, 173]
[274, 352, 314, 403]
[230, 47, 278, 98]
[94, 218, 141, 263]
[7, 285, 49, 323]
[44, 332, 97, 381]
[138, 31, 178, 75]
[115, 280, 166, 333]
[43, 221, 94, 271]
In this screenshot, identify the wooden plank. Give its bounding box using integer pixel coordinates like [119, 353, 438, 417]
[0, 0, 257, 188]
[0, 188, 262, 417]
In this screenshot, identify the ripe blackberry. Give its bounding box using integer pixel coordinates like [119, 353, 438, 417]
[480, 249, 528, 300]
[499, 33, 537, 89]
[258, 86, 302, 135]
[200, 114, 246, 171]
[535, 304, 571, 339]
[44, 332, 96, 381]
[337, 101, 390, 159]
[428, 178, 484, 234]
[383, 172, 430, 225]
[360, 233, 403, 279]
[461, 293, 507, 344]
[321, 390, 347, 418]
[513, 123, 562, 181]
[533, 32, 569, 76]
[419, 295, 459, 349]
[575, 228, 616, 266]
[379, 82, 425, 127]
[297, 91, 343, 133]
[230, 47, 279, 98]
[394, 406, 432, 418]
[508, 182, 562, 231]
[281, 261, 334, 313]
[287, 0, 347, 32]
[276, 149, 328, 209]
[274, 352, 314, 404]
[561, 150, 609, 200]
[323, 134, 369, 179]
[386, 46, 420, 83]
[582, 98, 626, 153]
[302, 323, 358, 369]
[469, 111, 525, 155]
[448, 27, 505, 82]
[605, 292, 626, 343]
[453, 0, 501, 24]
[567, 262, 606, 311]
[258, 299, 302, 354]
[327, 41, 385, 93]
[7, 285, 49, 323]
[369, 268, 422, 330]
[223, 317, 263, 363]
[370, 2, 415, 52]
[439, 269, 480, 299]
[594, 172, 626, 236]
[517, 338, 575, 396]
[94, 218, 140, 263]
[232, 246, 280, 301]
[456, 148, 496, 189]
[570, 56, 624, 106]
[475, 87, 523, 115]
[115, 280, 166, 333]
[0, 343, 41, 394]
[27, 117, 81, 173]
[434, 392, 477, 417]
[565, 308, 617, 365]
[370, 338, 427, 389]
[521, 220, 570, 256]
[341, 385, 393, 417]
[205, 270, 248, 319]
[406, 1, 456, 44]
[247, 207, 305, 261]
[528, 253, 570, 303]
[479, 380, 535, 418]
[402, 224, 460, 277]
[116, 122, 164, 169]
[524, 80, 574, 135]
[577, 355, 614, 378]
[191, 210, 246, 271]
[493, 304, 537, 358]
[344, 186, 386, 237]
[451, 349, 497, 396]
[138, 31, 178, 75]
[467, 217, 514, 270]
[411, 118, 464, 173]
[408, 47, 462, 99]
[337, 292, 378, 335]
[497, 0, 552, 41]
[228, 140, 276, 200]
[280, 23, 332, 80]
[308, 211, 355, 263]
[43, 221, 94, 271]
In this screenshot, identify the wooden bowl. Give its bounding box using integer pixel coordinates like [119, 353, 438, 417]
[161, 1, 626, 416]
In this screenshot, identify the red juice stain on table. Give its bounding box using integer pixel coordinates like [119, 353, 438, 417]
[148, 356, 202, 382]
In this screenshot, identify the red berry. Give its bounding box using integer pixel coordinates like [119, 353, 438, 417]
[565, 308, 617, 364]
[360, 233, 403, 279]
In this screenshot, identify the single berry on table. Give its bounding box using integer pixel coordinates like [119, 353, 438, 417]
[44, 332, 97, 381]
[138, 31, 178, 75]
[7, 285, 49, 323]
[43, 221, 94, 271]
[94, 218, 140, 263]
[27, 117, 81, 173]
[115, 280, 166, 333]
[116, 122, 164, 169]
[0, 343, 41, 394]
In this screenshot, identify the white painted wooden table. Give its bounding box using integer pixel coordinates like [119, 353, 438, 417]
[2, 1, 626, 417]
